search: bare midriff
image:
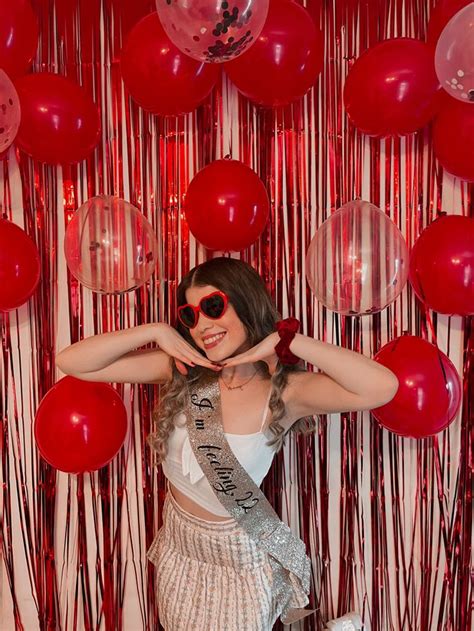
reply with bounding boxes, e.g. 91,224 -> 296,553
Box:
168,482 -> 233,522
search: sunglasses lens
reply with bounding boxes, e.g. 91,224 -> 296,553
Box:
201,293 -> 226,319
178,306 -> 197,328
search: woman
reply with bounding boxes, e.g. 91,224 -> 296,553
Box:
56,257 -> 398,630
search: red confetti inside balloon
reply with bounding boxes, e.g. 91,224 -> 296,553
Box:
34,377 -> 128,473
372,335 -> 461,438
0,219 -> 40,311
156,0 -> 269,63
184,159 -> 270,251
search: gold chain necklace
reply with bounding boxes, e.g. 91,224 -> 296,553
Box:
220,369 -> 258,391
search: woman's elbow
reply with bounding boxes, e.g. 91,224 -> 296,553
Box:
55,351 -> 76,376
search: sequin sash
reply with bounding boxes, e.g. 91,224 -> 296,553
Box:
186,376 -> 314,625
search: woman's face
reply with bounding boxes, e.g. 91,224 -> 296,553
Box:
184,284 -> 249,361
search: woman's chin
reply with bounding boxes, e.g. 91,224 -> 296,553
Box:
203,338 -> 248,362
207,350 -> 230,362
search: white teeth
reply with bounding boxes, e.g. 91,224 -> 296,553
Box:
204,333 -> 225,345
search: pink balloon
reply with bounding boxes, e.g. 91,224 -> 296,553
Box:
0,70 -> 21,153
64,195 -> 158,294
435,3 -> 474,103
155,0 -> 269,62
305,200 -> 409,315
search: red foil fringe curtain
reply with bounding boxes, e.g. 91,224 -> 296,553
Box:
0,1 -> 472,630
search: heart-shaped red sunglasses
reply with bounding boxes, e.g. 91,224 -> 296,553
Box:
177,290 -> 229,329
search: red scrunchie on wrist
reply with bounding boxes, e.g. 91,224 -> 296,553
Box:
275,317 -> 300,365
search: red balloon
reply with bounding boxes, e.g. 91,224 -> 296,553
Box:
372,335 -> 461,438
120,13 -> 218,116
225,0 -> 324,107
184,159 -> 269,251
409,214 -> 474,315
0,219 -> 40,311
34,377 -> 128,473
0,0 -> 38,79
343,38 -> 441,137
14,73 -> 100,164
433,97 -> 474,182
426,0 -> 471,45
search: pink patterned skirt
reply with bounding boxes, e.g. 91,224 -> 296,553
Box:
147,491 -> 308,630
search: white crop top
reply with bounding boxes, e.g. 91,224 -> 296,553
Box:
162,388 -> 276,517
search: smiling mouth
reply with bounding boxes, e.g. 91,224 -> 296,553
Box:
203,332 -> 226,348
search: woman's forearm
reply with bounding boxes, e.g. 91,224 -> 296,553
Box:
290,333 -> 399,396
56,323 -> 161,374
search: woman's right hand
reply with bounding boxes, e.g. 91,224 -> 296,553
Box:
154,323 -> 221,376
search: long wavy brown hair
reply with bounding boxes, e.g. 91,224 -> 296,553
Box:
147,257 -> 315,463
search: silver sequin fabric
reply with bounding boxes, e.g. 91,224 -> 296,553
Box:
147,491 -> 305,630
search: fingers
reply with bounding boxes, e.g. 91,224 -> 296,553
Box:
170,333 -> 224,372
179,342 -> 223,371
193,356 -> 222,371
175,346 -> 222,372
170,331 -> 222,372
186,348 -> 217,367
170,332 -> 219,370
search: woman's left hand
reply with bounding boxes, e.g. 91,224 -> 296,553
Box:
222,332 -> 281,375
